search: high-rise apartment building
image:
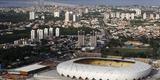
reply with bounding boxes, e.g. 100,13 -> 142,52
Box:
31,29 -> 36,41
44,28 -> 48,38
55,28 -> 60,37
37,29 -> 43,40
90,31 -> 97,47
65,11 -> 70,23
29,12 -> 35,20
54,11 -> 60,17
143,13 -> 147,19
77,30 -> 85,48
49,27 -> 53,37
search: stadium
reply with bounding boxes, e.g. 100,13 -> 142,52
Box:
57,57 -> 152,80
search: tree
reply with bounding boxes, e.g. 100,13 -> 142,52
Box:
156,47 -> 160,59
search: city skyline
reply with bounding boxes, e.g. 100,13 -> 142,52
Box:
0,0 -> 160,80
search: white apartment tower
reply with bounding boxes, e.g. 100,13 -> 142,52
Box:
110,12 -> 115,18
29,12 -> 35,20
31,29 -> 36,41
125,13 -> 130,20
85,8 -> 89,13
73,14 -> 77,22
65,11 -> 70,23
121,13 -> 125,19
104,13 -> 110,19
55,28 -> 60,37
41,15 -> 45,20
54,11 -> 60,17
156,14 -> 160,19
90,31 -> 97,47
77,30 -> 85,48
150,14 -> 154,19
49,27 -> 53,37
143,13 -> 147,19
44,28 -> 48,38
135,9 -> 141,16
131,13 -> 135,20
116,12 -> 120,18
37,29 -> 43,40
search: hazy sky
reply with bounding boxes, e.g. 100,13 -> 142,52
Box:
52,0 -> 160,6
0,0 -> 160,7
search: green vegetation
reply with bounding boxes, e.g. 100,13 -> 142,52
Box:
0,28 -> 31,44
0,10 -> 29,23
130,20 -> 145,26
150,39 -> 160,59
134,16 -> 142,19
153,21 -> 160,26
0,46 -> 41,69
102,48 -> 153,58
156,78 -> 160,80
59,27 -> 99,35
103,36 -> 160,59
0,24 -> 8,30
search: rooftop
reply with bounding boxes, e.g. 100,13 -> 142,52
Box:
14,63 -> 47,72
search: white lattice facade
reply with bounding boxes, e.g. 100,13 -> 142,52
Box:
57,58 -> 152,80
